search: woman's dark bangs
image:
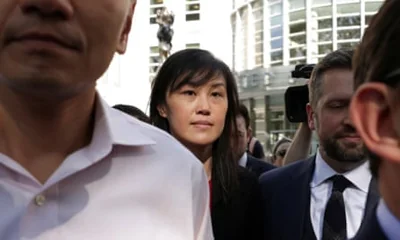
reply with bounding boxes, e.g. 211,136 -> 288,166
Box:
170,62 -> 224,92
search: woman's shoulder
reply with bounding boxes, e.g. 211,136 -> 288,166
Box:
237,166 -> 259,187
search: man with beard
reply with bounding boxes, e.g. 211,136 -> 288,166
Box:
259,49 -> 379,240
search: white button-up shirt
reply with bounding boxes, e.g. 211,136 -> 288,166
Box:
310,151 -> 371,240
0,97 -> 213,240
238,153 -> 247,168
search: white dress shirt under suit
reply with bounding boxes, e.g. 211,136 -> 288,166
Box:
310,151 -> 372,240
238,153 -> 247,168
0,97 -> 213,240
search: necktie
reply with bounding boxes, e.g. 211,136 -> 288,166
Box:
322,175 -> 352,240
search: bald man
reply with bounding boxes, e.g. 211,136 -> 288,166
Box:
0,1 -> 212,239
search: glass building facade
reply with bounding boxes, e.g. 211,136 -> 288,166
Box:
231,0 -> 383,155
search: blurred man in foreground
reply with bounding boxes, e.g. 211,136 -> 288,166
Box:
0,1 -> 212,239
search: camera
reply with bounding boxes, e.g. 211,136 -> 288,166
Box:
291,64 -> 315,79
285,64 -> 316,123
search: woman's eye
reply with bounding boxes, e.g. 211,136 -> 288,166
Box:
182,90 -> 195,96
211,92 -> 223,97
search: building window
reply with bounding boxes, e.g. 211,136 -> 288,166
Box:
290,59 -> 307,65
337,15 -> 360,27
312,5 -> 333,29
318,43 -> 332,55
318,18 -> 332,29
186,43 -> 200,49
271,26 -> 283,38
365,2 -> 382,27
232,15 -> 237,71
290,47 -> 306,58
337,28 -> 360,40
271,38 -> 283,49
149,46 -> 161,81
318,30 -> 332,42
269,1 -> 283,66
289,0 -> 306,10
271,50 -> 283,62
337,41 -> 358,49
149,0 -> 164,24
186,0 -> 200,21
312,0 -> 331,6
289,34 -> 306,46
253,0 -> 264,67
240,7 -> 249,70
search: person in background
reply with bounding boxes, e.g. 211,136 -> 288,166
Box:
248,133 -> 266,159
259,49 -> 379,240
236,104 -> 275,177
150,49 -> 263,240
271,137 -> 292,167
350,1 -> 400,239
282,122 -> 313,166
113,104 -> 150,123
0,0 -> 212,239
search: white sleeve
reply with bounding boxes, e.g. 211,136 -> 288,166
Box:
191,165 -> 214,240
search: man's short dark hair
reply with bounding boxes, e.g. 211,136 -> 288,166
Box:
237,103 -> 250,129
353,0 -> 400,178
113,104 -> 150,123
309,49 -> 354,108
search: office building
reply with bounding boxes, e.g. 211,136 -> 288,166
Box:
231,0 -> 383,153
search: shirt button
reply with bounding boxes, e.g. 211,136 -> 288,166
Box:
35,194 -> 46,206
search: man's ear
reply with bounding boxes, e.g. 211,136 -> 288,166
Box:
246,128 -> 252,143
306,103 -> 316,130
350,82 -> 400,163
116,2 -> 137,54
157,104 -> 168,118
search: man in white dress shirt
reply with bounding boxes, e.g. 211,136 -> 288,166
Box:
0,0 -> 213,239
351,1 -> 400,239
259,49 -> 379,240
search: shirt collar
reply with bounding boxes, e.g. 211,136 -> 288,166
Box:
98,96 -> 156,146
377,200 -> 400,240
238,153 -> 247,167
311,150 -> 371,193
83,95 -> 156,163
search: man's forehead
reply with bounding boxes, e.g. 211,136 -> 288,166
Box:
321,69 -> 353,91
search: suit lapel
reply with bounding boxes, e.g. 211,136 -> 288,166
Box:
361,177 -> 380,225
245,156 -> 253,171
282,157 -> 316,240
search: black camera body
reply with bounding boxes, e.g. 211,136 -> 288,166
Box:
285,64 -> 315,123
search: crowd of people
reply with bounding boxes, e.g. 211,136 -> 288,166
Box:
0,0 -> 399,239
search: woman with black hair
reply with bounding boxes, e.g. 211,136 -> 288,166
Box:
149,49 -> 263,240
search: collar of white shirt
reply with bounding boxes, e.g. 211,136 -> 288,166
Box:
0,94 -> 213,240
377,199 -> 400,240
310,151 -> 371,193
0,95 -> 157,187
238,153 -> 247,167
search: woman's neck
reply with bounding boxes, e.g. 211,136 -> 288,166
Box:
185,143 -> 213,180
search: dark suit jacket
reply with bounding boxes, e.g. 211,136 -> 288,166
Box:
246,154 -> 276,177
211,167 -> 263,240
351,205 -> 387,240
259,156 -> 380,240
